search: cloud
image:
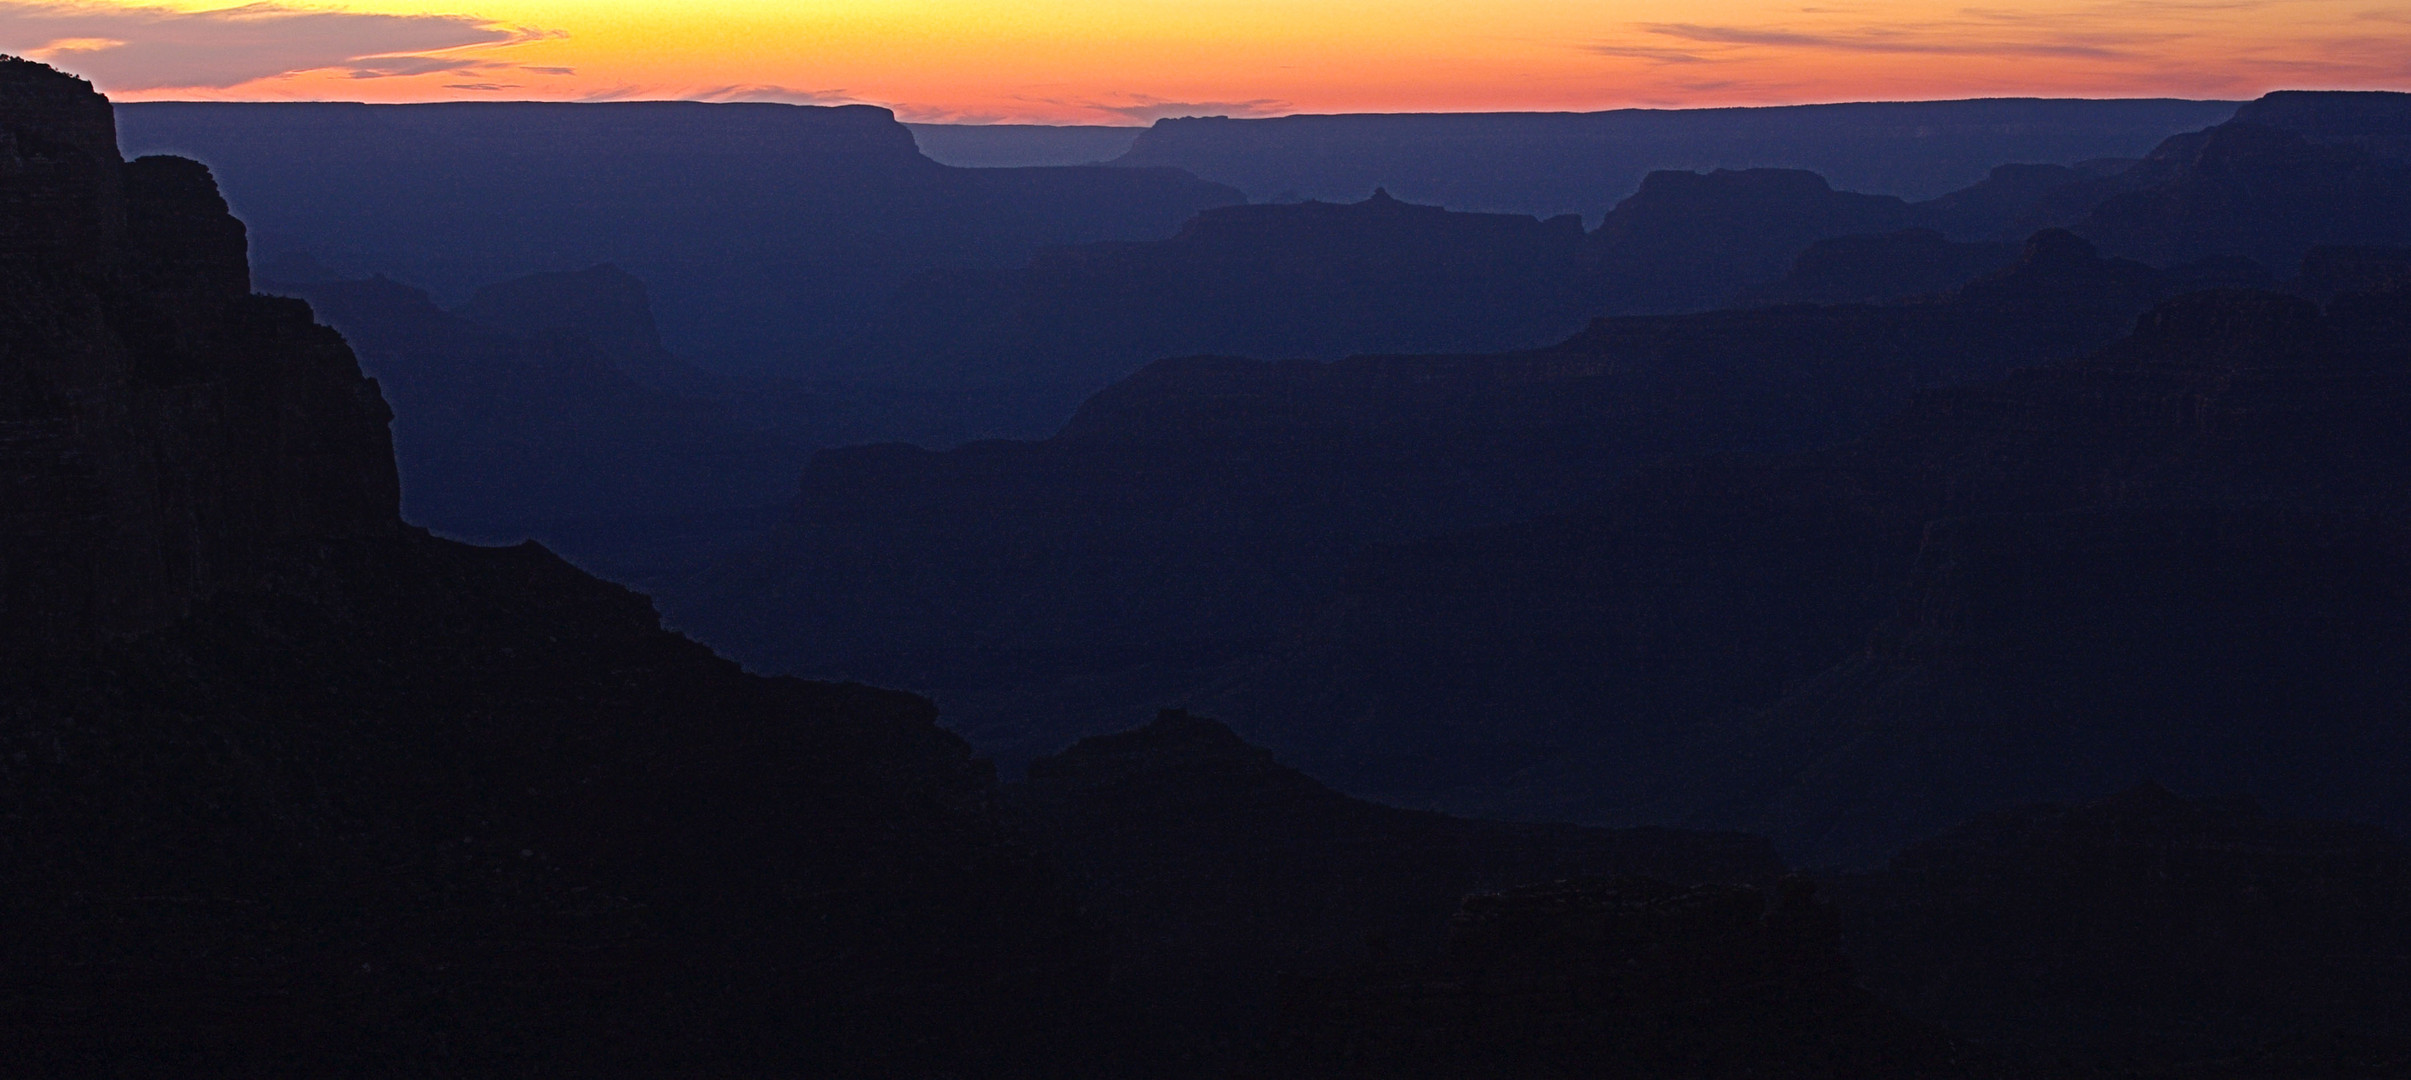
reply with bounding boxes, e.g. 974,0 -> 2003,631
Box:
1639,21 -> 2150,59
688,84 -> 857,106
443,82 -> 514,92
0,1 -> 558,91
1080,95 -> 1289,122
1585,43 -> 1714,64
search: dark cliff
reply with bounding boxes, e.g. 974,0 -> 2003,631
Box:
0,60 -> 1101,1077
0,76 -> 395,657
2075,91 -> 2411,271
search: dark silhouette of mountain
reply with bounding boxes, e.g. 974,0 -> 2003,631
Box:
1109,99 -> 2238,218
0,60 -> 1107,1076
1206,267 -> 2411,868
2075,92 -> 2411,271
1913,159 -> 2138,241
114,101 -> 1242,375
1252,876 -> 1979,1079
1835,785 -> 2411,1071
257,270 -> 822,588
1009,710 -> 1782,1077
835,170 -> 2123,443
909,122 -> 1148,167
835,190 -> 1597,440
1586,168 -> 1930,313
671,231 -> 2255,767
1740,230 -> 2020,306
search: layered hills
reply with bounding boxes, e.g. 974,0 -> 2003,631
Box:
1209,269 -> 2411,868
674,230 -> 2260,765
114,101 -> 1243,375
16,56 -> 2411,1077
1109,99 -> 2239,217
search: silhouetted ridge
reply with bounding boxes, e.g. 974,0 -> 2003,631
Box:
0,59 -> 1102,1076
2075,92 -> 2411,270
115,100 -> 1242,376
1110,99 -> 2238,217
1010,709 -> 1780,1076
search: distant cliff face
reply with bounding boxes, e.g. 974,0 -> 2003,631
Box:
1108,99 -> 2240,218
115,100 -> 1244,375
2075,91 -> 2411,271
0,62 -> 397,658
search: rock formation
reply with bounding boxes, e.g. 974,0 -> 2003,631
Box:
0,59 -> 1101,1077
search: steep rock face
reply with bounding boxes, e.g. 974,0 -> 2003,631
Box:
1836,785 -> 2411,1069
1010,711 -> 1779,1076
0,62 -> 397,657
2076,93 -> 2411,271
266,270 -> 822,586
671,231 -> 2241,769
1253,877 -> 1976,1079
0,60 -> 1102,1076
1587,167 -> 1928,313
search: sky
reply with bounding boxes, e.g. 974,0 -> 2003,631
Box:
3,0 -> 2407,122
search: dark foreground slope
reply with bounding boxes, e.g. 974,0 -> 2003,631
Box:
1110,99 -> 2238,217
673,232 -> 2259,766
1211,268 -> 2411,867
0,61 -> 1096,1077
1837,784 -> 2411,1070
115,101 -> 1242,374
1009,711 -> 1781,1077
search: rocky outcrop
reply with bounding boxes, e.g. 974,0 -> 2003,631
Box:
1587,167 -> 1929,313
0,60 -> 397,658
2076,92 -> 2411,271
266,269 -> 827,586
0,59 -> 1103,1077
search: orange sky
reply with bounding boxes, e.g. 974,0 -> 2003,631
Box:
6,0 -> 2408,121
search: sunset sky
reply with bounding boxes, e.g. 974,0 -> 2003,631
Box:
5,0 -> 2407,122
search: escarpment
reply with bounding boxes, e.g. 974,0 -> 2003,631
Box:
0,59 -> 1100,1078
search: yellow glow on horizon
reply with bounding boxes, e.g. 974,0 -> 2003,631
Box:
57,0 -> 2411,120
